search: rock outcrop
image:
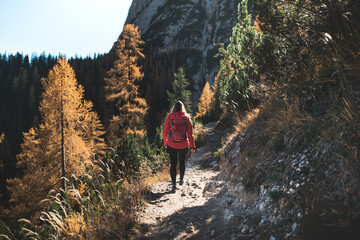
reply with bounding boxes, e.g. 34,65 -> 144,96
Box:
125,0 -> 242,100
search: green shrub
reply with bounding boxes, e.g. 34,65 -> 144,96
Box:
268,190 -> 281,202
214,147 -> 224,159
245,148 -> 257,157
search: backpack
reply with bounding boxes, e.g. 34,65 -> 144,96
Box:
170,119 -> 187,142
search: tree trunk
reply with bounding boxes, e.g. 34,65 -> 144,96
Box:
61,89 -> 66,192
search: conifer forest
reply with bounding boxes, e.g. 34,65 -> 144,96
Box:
0,0 -> 359,239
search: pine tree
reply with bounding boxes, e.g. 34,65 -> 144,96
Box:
7,57 -> 105,219
0,133 -> 4,200
167,67 -> 192,114
216,1 -> 262,112
27,84 -> 35,124
196,82 -> 214,118
105,24 -> 147,140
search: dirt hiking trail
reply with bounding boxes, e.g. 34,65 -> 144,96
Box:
131,123 -> 240,240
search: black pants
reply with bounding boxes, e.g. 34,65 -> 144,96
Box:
167,146 -> 189,185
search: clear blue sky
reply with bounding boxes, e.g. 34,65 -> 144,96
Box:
0,0 -> 133,58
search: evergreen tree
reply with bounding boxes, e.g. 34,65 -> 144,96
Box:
7,57 -> 105,219
105,24 -> 147,141
0,133 -> 4,201
27,84 -> 36,124
216,1 -> 262,112
167,67 -> 192,114
196,82 -> 214,118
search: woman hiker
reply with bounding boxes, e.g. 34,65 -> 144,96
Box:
163,101 -> 196,192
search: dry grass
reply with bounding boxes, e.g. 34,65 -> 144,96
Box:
266,99 -> 319,152
310,85 -> 360,226
141,166 -> 170,187
63,211 -> 86,238
193,121 -> 207,148
224,108 -> 260,146
8,163 -> 171,240
88,164 -> 171,239
1,143 -> 171,240
219,106 -> 273,188
88,181 -> 144,240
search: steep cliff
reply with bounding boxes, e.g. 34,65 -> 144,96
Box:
125,0 -> 242,101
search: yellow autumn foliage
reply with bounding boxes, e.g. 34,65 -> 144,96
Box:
105,24 -> 147,141
7,57 -> 106,220
196,82 -> 215,118
63,212 -> 86,238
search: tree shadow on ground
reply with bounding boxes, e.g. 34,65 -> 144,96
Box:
186,127 -> 225,171
135,196 -> 236,240
146,185 -> 174,204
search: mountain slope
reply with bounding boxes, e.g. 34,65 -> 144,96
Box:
125,0 -> 243,100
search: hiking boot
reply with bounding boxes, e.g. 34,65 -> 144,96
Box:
179,180 -> 184,185
171,185 -> 176,193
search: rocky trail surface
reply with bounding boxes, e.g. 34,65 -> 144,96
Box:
131,123 -> 245,240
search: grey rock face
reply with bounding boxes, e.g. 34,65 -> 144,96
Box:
125,0 -> 242,100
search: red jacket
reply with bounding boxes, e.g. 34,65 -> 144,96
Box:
163,111 -> 195,149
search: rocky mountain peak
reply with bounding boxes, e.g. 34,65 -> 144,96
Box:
125,0 -> 242,101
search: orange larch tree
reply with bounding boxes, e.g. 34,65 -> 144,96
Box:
105,24 -> 147,141
196,82 -> 215,119
7,57 -> 105,219
0,133 -> 4,145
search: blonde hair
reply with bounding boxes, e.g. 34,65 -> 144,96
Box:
172,101 -> 186,113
